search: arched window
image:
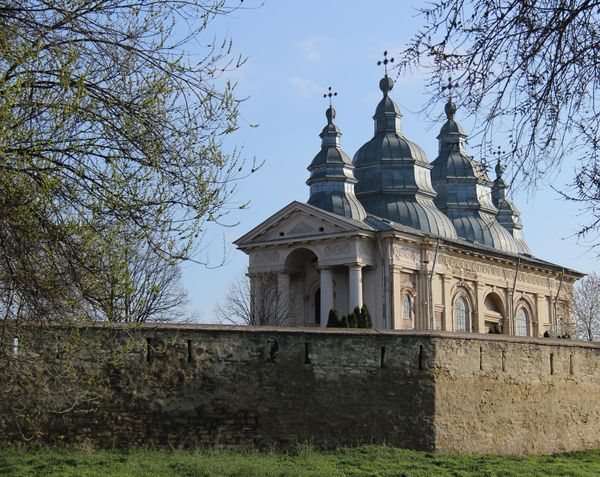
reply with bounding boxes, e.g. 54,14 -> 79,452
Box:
455,297 -> 468,332
516,308 -> 528,336
403,294 -> 411,321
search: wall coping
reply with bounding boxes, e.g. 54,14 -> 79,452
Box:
41,321 -> 600,351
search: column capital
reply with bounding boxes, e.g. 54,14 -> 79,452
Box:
346,262 -> 364,270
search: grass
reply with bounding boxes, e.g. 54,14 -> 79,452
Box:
1,445 -> 599,476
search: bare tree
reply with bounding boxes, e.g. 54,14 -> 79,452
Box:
398,1 -> 600,240
573,272 -> 600,341
216,272 -> 292,326
83,229 -> 188,323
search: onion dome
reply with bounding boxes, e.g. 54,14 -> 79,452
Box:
431,99 -> 519,253
352,75 -> 457,239
492,161 -> 531,255
306,105 -> 367,221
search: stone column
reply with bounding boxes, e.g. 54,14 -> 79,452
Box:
348,264 -> 363,312
320,267 -> 334,328
442,275 -> 452,331
474,281 -> 485,333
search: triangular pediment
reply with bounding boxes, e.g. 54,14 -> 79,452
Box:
235,201 -> 373,248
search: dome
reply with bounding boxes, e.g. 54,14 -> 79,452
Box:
353,75 -> 456,239
492,161 -> 532,255
452,215 -> 520,253
306,105 -> 366,221
431,99 -> 519,253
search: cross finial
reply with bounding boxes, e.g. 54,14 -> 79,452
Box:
377,50 -> 394,76
323,86 -> 337,107
490,145 -> 507,176
442,76 -> 459,98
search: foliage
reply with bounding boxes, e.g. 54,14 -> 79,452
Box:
339,315 -> 349,328
399,0 -> 600,241
360,305 -> 372,329
0,0 -> 253,324
326,309 -> 340,328
2,446 -> 600,477
347,309 -> 358,328
573,272 -> 600,340
215,272 -> 292,326
0,0 -> 252,442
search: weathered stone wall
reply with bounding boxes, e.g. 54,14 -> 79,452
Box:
0,325 -> 435,450
2,324 -> 599,455
432,333 -> 600,455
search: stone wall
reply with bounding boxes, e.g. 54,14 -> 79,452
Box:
432,333 -> 600,455
2,324 -> 600,455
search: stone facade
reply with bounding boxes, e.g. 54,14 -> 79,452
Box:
235,71 -> 582,336
236,202 -> 579,335
3,324 -> 600,455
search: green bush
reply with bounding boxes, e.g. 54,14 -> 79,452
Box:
339,315 -> 349,328
348,310 -> 358,328
326,309 -> 340,327
361,305 -> 372,328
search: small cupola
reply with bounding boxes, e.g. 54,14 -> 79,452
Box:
306,87 -> 366,221
492,157 -> 531,255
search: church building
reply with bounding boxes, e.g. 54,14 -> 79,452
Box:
235,62 -> 581,335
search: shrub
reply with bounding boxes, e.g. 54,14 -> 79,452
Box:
348,310 -> 358,328
361,305 -> 372,328
326,309 -> 340,327
340,315 -> 349,328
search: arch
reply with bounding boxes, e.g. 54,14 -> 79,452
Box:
515,307 -> 529,336
283,247 -> 320,326
513,294 -> 536,337
483,291 -> 505,333
284,247 -> 319,273
454,296 -> 469,332
450,282 -> 475,333
401,289 -> 415,329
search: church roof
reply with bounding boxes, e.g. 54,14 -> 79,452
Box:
492,161 -> 531,255
306,104 -> 367,221
431,98 -> 519,254
353,74 -> 457,239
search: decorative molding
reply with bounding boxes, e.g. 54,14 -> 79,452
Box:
392,244 -> 420,263
252,251 -> 280,265
438,254 -> 560,289
324,243 -> 352,257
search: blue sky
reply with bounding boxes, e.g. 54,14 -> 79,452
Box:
181,0 -> 599,322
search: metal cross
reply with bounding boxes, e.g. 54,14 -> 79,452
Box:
442,76 -> 459,98
491,145 -> 506,160
323,86 -> 337,107
377,51 -> 394,75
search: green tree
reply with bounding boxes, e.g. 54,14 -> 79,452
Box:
361,305 -> 373,329
0,1 -> 255,323
326,309 -> 340,328
399,0 -> 600,241
348,309 -> 358,328
0,0 -> 255,439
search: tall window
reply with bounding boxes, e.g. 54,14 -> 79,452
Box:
455,297 -> 468,332
403,295 -> 411,321
516,308 -> 528,336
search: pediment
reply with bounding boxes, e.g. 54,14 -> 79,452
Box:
235,201 -> 372,248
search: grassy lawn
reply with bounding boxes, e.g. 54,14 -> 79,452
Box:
1,445 -> 600,476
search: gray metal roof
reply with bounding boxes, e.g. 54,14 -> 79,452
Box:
431,99 -> 520,254
353,75 -> 457,239
492,161 -> 531,255
306,106 -> 367,221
